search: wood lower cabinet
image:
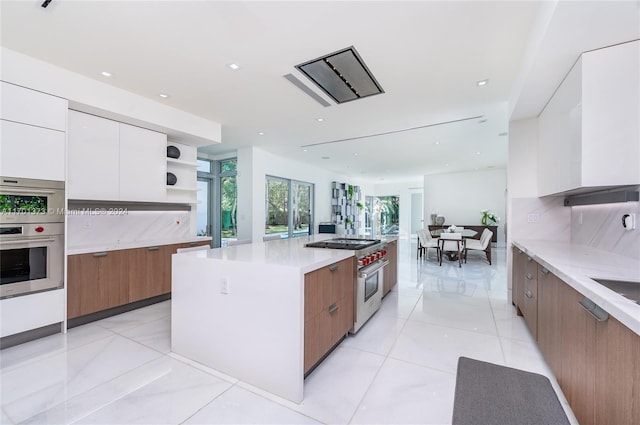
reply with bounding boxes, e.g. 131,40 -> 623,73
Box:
67,250 -> 130,319
521,255 -> 538,338
536,265 -> 562,377
514,247 -> 640,425
67,240 -> 210,320
304,257 -> 355,374
595,315 -> 640,424
383,240 -> 398,296
511,247 -> 525,314
559,283 -> 597,425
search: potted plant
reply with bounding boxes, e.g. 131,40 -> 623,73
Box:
347,185 -> 354,200
481,209 -> 500,226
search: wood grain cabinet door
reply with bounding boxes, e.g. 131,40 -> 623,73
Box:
67,250 -> 129,319
383,241 -> 398,297
521,256 -> 538,338
595,316 -> 640,425
128,246 -> 166,302
559,283 -> 596,425
511,247 -> 525,314
536,267 -> 563,378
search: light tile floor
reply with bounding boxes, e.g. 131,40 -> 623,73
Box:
1,241 -> 579,424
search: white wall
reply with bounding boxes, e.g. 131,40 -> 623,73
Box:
423,169 -> 507,244
1,47 -> 221,146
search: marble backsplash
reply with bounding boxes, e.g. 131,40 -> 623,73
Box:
571,193 -> 640,261
67,209 -> 192,249
509,197 -> 571,243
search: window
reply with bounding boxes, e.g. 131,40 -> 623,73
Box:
368,195 -> 400,237
196,157 -> 237,247
265,176 -> 313,238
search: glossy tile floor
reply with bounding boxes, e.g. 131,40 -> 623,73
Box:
1,241 -> 579,425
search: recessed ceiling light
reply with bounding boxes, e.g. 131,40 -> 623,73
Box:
101,71 -> 112,77
228,63 -> 240,70
258,132 -> 265,136
354,153 -> 358,156
302,148 -> 308,152
476,151 -> 481,155
159,93 -> 169,98
434,141 -> 440,145
477,79 -> 489,87
316,118 -> 325,122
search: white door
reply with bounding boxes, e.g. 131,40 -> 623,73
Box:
410,192 -> 423,235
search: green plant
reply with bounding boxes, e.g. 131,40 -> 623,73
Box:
356,202 -> 364,210
481,209 -> 500,226
347,185 -> 354,200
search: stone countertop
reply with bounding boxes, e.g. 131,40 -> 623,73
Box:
67,236 -> 212,255
177,234 -> 396,274
512,239 -> 640,336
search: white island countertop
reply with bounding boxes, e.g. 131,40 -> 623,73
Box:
512,240 -> 640,336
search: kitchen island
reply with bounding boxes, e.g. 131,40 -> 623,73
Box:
171,234 -> 387,403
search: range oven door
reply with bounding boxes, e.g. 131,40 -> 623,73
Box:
352,259 -> 389,333
0,223 -> 64,299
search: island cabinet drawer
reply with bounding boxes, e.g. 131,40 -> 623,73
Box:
303,257 -> 355,373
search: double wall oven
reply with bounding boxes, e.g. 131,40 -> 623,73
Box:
0,177 -> 65,299
305,238 -> 388,333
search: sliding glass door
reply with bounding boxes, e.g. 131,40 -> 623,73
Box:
265,176 -> 313,238
196,158 -> 237,247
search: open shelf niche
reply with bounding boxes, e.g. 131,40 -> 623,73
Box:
331,181 -> 362,235
166,141 -> 198,203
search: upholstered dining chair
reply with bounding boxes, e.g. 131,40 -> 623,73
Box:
417,228 -> 439,260
438,233 -> 463,267
463,228 -> 493,265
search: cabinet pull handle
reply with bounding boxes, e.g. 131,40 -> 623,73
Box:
148,246 -> 160,251
525,290 -> 533,299
329,263 -> 338,271
93,252 -> 108,257
328,303 -> 338,314
526,273 -> 533,280
540,267 -> 549,275
578,298 -> 609,322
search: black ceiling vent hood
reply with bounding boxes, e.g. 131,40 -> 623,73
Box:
295,46 -> 384,104
564,189 -> 639,206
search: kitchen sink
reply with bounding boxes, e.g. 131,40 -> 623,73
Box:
591,278 -> 640,305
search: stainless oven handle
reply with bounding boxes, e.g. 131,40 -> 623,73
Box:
1,237 -> 57,245
359,259 -> 389,278
0,188 -> 57,195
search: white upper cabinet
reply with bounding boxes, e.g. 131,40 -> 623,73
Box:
68,111 -> 120,200
0,120 -> 66,181
119,123 -> 167,202
1,81 -> 67,131
68,110 -> 168,202
538,41 -> 640,196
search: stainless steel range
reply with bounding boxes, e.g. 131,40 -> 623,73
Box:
305,238 -> 388,333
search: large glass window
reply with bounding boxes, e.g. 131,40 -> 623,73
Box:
265,176 -> 313,238
196,157 -> 237,247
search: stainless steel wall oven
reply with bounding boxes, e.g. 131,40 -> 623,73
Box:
1,177 -> 65,299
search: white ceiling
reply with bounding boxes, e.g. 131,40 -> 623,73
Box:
1,1 -> 638,183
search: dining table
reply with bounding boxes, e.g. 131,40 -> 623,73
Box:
431,229 -> 478,261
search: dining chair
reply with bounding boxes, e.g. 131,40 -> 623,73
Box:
419,228 -> 439,260
438,233 -> 463,267
463,229 -> 493,264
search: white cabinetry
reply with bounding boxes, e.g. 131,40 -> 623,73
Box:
538,40 -> 640,196
68,110 -> 120,200
1,81 -> 67,131
0,289 -> 65,338
68,110 -> 168,202
119,123 -> 167,202
0,82 -> 67,181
